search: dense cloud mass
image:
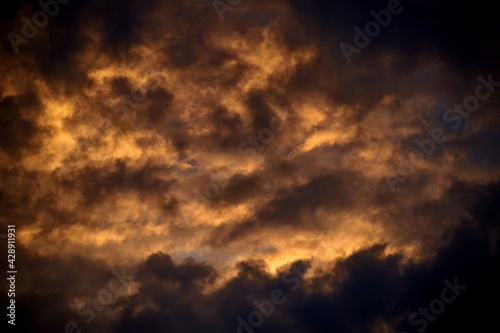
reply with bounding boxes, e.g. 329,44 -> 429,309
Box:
0,0 -> 499,332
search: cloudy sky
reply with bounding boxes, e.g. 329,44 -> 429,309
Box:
1,0 -> 499,332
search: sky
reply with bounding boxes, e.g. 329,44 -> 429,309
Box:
0,0 -> 499,332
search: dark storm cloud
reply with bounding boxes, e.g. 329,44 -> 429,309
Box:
23,200 -> 500,333
204,106 -> 244,151
447,180 -> 500,229
0,242 -> 131,332
92,0 -> 160,57
199,90 -> 296,154
246,90 -> 277,133
0,167 -> 42,230
0,0 -> 290,157
1,0 -> 500,332
1,1 -> 95,94
111,184 -> 500,332
68,160 -> 176,206
109,84 -> 176,132
1,181 -> 499,333
287,0 -> 500,70
207,170 -> 370,247
287,222 -> 500,333
0,90 -> 49,158
143,88 -> 175,124
213,173 -> 264,206
0,0 -> 194,92
256,171 -> 368,221
109,77 -> 134,97
272,0 -> 500,123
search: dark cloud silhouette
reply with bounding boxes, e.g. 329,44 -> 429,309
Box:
1,0 -> 499,332
3,187 -> 498,332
